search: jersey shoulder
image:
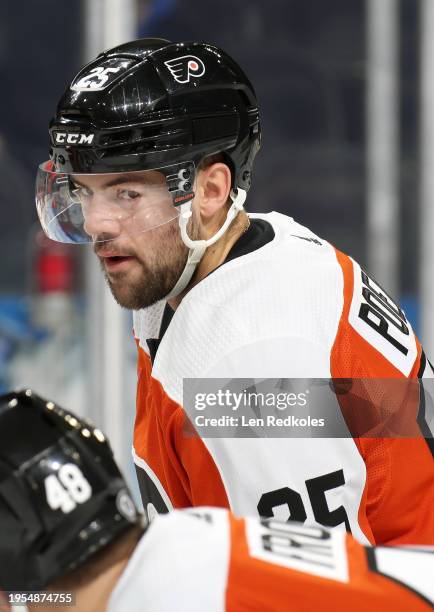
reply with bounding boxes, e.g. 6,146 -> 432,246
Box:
179,212 -> 345,343
108,509 -> 230,612
331,248 -> 420,377
148,213 -> 347,389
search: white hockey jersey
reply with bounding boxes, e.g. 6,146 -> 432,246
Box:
107,508 -> 434,611
133,212 -> 434,545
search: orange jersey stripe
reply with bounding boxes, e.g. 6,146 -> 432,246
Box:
134,345 -> 229,509
331,249 -> 434,545
226,513 -> 432,611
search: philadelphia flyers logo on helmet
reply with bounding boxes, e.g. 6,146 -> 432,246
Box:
164,55 -> 206,84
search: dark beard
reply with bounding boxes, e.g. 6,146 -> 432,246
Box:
100,221 -> 191,309
104,248 -> 188,309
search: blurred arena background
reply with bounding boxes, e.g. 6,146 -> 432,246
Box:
0,0 -> 433,498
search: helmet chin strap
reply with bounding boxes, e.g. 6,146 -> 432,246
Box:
165,187 -> 247,301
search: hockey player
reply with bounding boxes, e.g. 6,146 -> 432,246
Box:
0,390 -> 432,612
35,38 -> 433,544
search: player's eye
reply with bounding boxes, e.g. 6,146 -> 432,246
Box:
118,189 -> 140,201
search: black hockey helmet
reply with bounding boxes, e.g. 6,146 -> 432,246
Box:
36,38 -> 260,244
0,390 -> 140,592
49,37 -> 260,185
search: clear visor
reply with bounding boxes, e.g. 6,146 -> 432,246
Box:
35,161 -> 195,244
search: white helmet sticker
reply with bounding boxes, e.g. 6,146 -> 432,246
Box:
116,490 -> 137,522
71,58 -> 134,92
164,55 -> 206,84
71,66 -> 121,91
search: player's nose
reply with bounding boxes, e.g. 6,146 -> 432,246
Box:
82,194 -> 123,241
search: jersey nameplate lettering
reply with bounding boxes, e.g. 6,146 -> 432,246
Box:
246,518 -> 349,582
348,260 -> 417,375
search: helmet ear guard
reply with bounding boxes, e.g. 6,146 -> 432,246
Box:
0,390 -> 141,591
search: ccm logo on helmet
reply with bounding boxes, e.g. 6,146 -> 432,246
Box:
164,55 -> 205,84
54,132 -> 95,145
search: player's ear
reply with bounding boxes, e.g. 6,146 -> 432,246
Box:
196,162 -> 232,218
